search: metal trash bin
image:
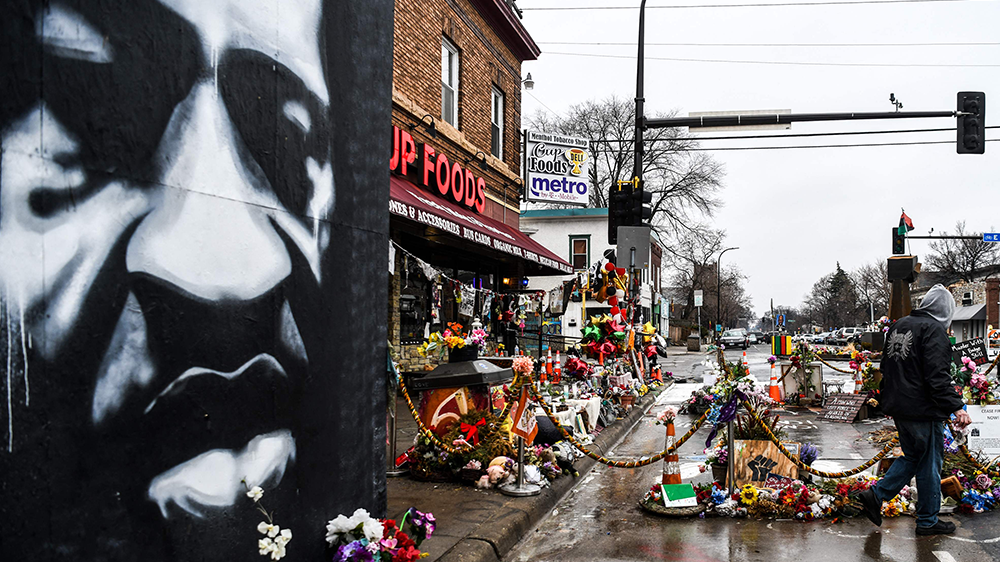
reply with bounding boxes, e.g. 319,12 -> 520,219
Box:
687,334 -> 701,352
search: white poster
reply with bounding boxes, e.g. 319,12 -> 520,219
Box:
459,285 -> 476,318
967,405 -> 1000,455
525,131 -> 592,206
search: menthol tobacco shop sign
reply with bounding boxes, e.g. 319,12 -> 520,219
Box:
524,131 -> 591,206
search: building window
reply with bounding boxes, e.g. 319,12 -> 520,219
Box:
441,38 -> 459,127
570,236 -> 589,271
491,86 -> 504,159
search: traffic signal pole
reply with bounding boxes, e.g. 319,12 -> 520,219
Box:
644,110 -> 956,130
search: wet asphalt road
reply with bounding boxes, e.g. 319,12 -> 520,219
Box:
505,345 -> 1000,562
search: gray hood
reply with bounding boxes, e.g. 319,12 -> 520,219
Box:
915,284 -> 955,329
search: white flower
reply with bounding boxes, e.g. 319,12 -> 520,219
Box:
258,522 -> 280,538
247,486 -> 264,502
269,542 -> 287,560
365,541 -> 380,553
274,528 -> 292,547
259,538 -> 275,556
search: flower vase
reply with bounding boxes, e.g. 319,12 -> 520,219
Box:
448,346 -> 479,363
711,463 -> 728,485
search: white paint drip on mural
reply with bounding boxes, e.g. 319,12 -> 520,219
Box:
20,297 -> 28,407
6,302 -> 12,452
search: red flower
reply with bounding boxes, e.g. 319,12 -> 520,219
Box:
382,519 -> 399,539
393,545 -> 423,562
394,530 -> 416,550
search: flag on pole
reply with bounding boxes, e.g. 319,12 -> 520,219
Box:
898,210 -> 914,235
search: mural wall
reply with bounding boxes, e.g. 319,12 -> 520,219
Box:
0,1 -> 392,559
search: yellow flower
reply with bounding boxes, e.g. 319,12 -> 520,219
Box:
740,484 -> 759,505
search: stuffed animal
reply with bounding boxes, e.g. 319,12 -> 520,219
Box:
551,443 -> 579,477
485,464 -> 508,485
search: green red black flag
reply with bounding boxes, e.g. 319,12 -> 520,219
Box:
898,210 -> 914,235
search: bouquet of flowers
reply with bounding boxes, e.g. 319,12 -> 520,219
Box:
418,322 -> 488,359
800,442 -> 819,466
326,507 -> 434,562
655,406 -> 678,425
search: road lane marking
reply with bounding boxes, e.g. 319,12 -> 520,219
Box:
933,552 -> 957,562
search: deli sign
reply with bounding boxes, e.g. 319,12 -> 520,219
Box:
390,126 -> 486,214
525,131 -> 591,206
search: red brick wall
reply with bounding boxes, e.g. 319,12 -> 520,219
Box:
987,278 -> 999,327
393,0 -> 523,174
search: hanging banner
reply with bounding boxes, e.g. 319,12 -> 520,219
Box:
509,386 -> 538,444
525,131 -> 591,206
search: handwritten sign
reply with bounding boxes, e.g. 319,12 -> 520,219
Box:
953,337 -> 989,366
817,393 -> 867,423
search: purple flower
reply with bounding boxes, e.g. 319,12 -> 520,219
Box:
976,474 -> 994,490
335,540 -> 374,562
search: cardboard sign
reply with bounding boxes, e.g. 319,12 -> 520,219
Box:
509,386 -> 538,444
817,393 -> 867,423
953,337 -> 989,366
733,440 -> 798,487
661,484 -> 698,508
966,405 -> 1000,455
763,474 -> 797,490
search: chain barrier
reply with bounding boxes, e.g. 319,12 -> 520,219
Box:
738,396 -> 898,478
811,353 -> 857,375
528,380 -> 711,468
983,352 -> 1000,376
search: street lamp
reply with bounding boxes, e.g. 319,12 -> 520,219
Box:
717,247 -> 738,339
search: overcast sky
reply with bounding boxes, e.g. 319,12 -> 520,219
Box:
517,0 -> 1000,319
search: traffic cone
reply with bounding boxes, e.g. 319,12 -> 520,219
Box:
662,421 -> 682,485
854,373 -> 863,394
769,363 -> 782,402
545,350 -> 553,377
553,351 -> 562,383
742,350 -> 748,368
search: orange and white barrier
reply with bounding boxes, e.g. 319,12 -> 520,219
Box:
662,421 -> 681,485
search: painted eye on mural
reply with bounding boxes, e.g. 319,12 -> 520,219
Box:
37,2 -> 202,182
220,49 -> 331,223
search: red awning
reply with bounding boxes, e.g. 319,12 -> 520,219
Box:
390,176 -> 573,275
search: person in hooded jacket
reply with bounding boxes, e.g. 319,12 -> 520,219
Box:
856,284 -> 972,535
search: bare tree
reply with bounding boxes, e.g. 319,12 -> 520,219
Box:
524,96 -> 724,236
851,260 -> 890,322
926,220 -> 1000,282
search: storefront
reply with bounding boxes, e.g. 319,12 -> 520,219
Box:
388,126 -> 572,370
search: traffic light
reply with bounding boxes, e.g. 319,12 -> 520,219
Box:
891,227 -> 905,255
957,91 -> 986,154
608,181 -> 633,243
630,183 -> 653,226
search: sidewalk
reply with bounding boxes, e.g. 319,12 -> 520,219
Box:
386,381 -> 672,562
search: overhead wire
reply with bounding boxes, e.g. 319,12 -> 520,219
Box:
537,40 -> 1000,47
541,50 -> 1000,68
522,0 -> 994,10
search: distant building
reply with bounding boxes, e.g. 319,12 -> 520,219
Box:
911,269 -> 999,343
519,208 -> 666,339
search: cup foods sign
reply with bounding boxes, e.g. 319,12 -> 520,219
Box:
525,131 -> 591,206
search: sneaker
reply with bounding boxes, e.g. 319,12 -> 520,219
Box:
916,520 -> 956,535
856,488 -> 883,527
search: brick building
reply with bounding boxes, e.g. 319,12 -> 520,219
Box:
388,0 -> 572,370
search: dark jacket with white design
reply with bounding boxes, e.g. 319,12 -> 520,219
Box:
879,310 -> 964,421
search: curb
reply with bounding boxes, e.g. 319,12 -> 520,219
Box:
436,381 -> 673,562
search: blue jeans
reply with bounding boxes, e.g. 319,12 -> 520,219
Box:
874,419 -> 943,527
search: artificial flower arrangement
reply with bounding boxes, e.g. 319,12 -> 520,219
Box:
951,356 -> 997,404
417,322 -> 488,358
325,507 -> 434,562
850,349 -> 882,392
799,442 -> 820,466
407,410 -> 514,482
787,344 -> 818,405
655,406 -> 678,426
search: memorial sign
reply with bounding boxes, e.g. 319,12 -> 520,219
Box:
952,337 -> 989,366
966,405 -> 1000,455
817,393 -> 867,423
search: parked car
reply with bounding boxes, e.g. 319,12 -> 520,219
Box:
720,328 -> 749,350
831,327 -> 863,345
810,331 -> 832,344
749,331 -> 765,345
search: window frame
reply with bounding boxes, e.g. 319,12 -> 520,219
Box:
491,85 -> 504,160
569,235 -> 590,271
441,37 -> 460,127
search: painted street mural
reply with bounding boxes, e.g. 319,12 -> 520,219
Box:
0,1 -> 391,559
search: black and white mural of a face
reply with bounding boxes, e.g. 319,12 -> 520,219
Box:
1,0 -> 390,559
